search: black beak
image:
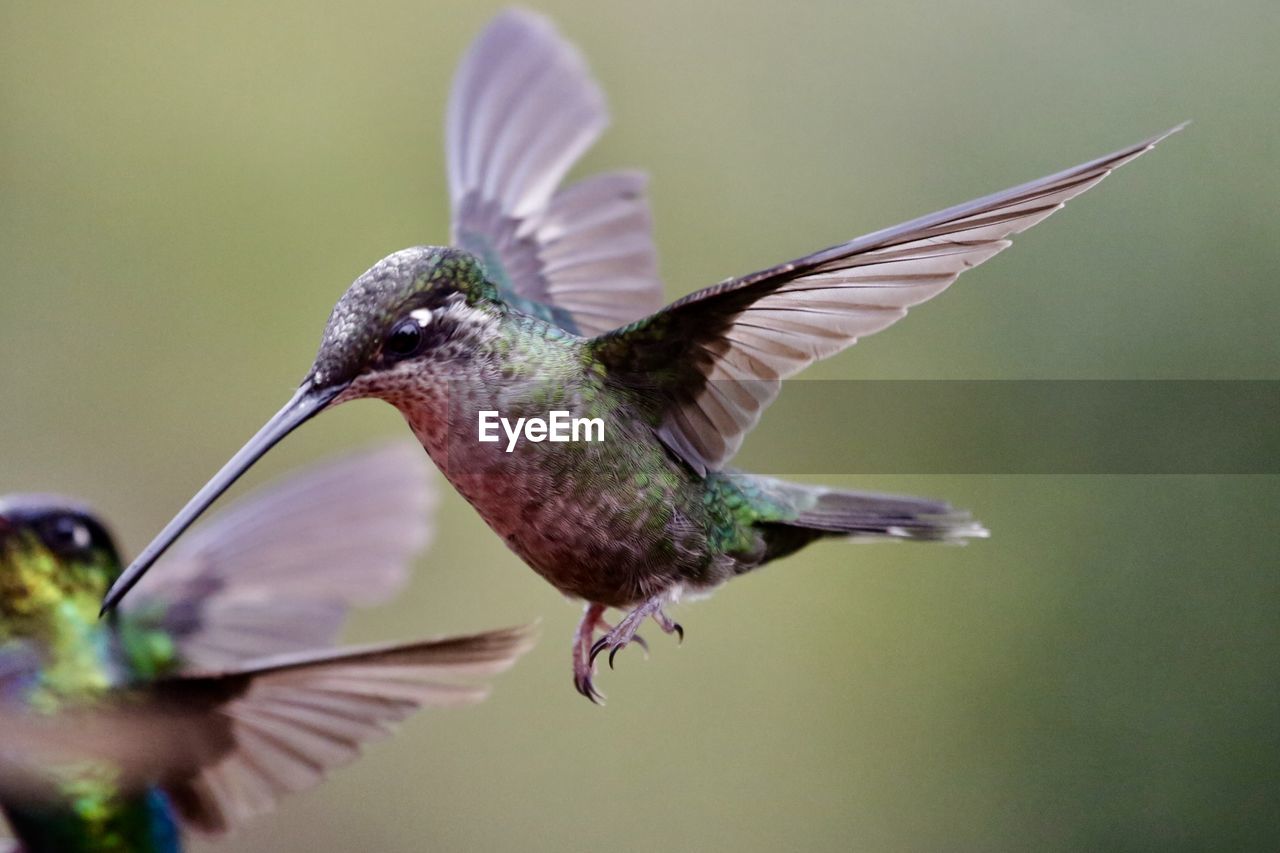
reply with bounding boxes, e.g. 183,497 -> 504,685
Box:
100,381 -> 346,613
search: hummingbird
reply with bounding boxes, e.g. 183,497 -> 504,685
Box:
0,445 -> 532,851
101,9 -> 1183,702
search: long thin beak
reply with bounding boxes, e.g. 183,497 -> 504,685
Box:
100,381 -> 346,614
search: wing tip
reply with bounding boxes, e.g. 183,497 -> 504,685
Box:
1142,120 -> 1190,151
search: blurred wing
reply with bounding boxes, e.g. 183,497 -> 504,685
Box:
0,643 -> 40,692
592,126 -> 1185,474
0,701 -> 231,808
163,625 -> 534,836
0,628 -> 534,835
447,9 -> 662,335
123,443 -> 436,668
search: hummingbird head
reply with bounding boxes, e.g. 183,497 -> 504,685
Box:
307,245 -> 500,401
0,496 -> 121,629
101,245 -> 503,612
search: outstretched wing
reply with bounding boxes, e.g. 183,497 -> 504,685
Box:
0,627 -> 534,836
162,626 -> 534,836
123,443 -> 436,668
447,9 -> 662,335
591,126 -> 1185,474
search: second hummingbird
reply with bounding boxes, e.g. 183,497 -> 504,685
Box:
0,446 -> 531,851
103,10 -> 1183,701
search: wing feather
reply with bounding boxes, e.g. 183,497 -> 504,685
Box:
447,10 -> 662,334
166,627 -> 534,835
593,126 -> 1185,473
122,443 -> 436,668
0,628 -> 532,824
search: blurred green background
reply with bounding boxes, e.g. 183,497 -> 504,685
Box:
2,1 -> 1277,850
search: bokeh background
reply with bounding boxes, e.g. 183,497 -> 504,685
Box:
3,1 -> 1277,850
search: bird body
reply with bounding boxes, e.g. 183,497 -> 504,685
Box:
0,520 -> 182,852
103,10 -> 1182,702
0,447 -> 531,850
340,248 -> 965,616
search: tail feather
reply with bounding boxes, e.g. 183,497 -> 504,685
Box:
793,488 -> 988,542
733,473 -> 988,560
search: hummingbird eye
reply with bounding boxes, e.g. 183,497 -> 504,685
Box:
39,515 -> 93,558
384,309 -> 433,360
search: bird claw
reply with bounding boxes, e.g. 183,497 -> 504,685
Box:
573,603 -> 609,704
610,636 -> 651,667
590,633 -> 649,670
573,598 -> 685,703
588,635 -> 607,664
654,613 -> 683,643
574,669 -> 605,705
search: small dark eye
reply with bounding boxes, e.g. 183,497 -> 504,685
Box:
41,515 -> 93,557
384,310 -> 432,360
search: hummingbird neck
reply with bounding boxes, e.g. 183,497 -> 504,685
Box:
12,597 -> 121,712
0,545 -> 135,706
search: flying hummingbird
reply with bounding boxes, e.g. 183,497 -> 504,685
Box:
0,445 -> 532,851
101,9 -> 1183,702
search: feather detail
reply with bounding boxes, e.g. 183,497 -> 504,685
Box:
447,10 -> 662,335
0,627 -> 535,836
593,125 -> 1185,474
165,626 -> 534,836
122,443 -> 436,668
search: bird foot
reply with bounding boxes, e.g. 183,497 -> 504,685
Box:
573,603 -> 609,703
572,597 -> 683,703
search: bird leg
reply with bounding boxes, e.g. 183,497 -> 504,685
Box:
588,595 -> 683,673
573,597 -> 678,704
573,603 -> 610,703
